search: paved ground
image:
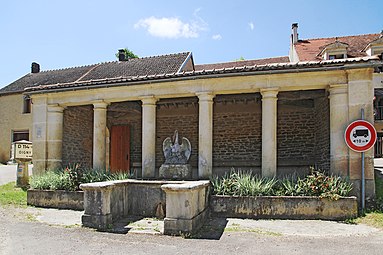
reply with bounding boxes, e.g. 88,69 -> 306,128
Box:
1,163 -> 383,254
0,164 -> 32,185
0,205 -> 382,255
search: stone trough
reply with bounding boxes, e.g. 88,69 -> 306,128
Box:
80,179 -> 210,235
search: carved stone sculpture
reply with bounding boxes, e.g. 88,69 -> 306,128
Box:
159,130 -> 192,180
162,130 -> 191,164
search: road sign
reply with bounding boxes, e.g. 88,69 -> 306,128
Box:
344,120 -> 377,152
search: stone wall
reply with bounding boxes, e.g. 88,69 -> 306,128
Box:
0,93 -> 32,163
277,90 -> 329,176
213,94 -> 262,176
156,99 -> 199,171
314,95 -> 330,172
62,105 -> 93,168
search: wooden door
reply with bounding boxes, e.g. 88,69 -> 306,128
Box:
110,125 -> 130,173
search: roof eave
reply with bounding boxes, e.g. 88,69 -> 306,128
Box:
24,58 -> 382,95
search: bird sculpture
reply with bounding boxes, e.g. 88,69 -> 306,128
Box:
162,130 -> 191,164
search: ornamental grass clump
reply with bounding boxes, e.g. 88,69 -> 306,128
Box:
30,164 -> 133,191
211,168 -> 353,199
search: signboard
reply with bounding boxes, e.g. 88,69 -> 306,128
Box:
12,141 -> 33,160
344,120 -> 377,152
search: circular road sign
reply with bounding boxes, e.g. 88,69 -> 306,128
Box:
344,120 -> 377,152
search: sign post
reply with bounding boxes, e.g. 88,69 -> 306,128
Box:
344,115 -> 376,211
11,140 -> 33,187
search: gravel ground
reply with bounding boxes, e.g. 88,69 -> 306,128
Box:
1,205 -> 382,255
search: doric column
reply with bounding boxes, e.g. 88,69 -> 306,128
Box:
141,96 -> 157,178
196,92 -> 215,179
260,88 -> 278,178
328,84 -> 349,176
93,101 -> 108,169
46,104 -> 64,170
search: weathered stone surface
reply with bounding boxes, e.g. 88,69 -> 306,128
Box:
161,180 -> 210,235
62,105 -> 93,168
159,164 -> 192,180
210,195 -> 358,220
27,189 -> 84,210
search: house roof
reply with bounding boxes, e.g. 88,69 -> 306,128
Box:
25,56 -> 382,94
294,33 -> 381,61
0,52 -> 192,95
195,56 -> 290,70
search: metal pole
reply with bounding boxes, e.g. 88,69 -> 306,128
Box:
361,108 -> 365,211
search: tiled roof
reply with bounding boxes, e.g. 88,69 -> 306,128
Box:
25,56 -> 381,93
0,64 -> 97,94
294,33 -> 381,61
0,52 -> 191,94
195,56 -> 289,70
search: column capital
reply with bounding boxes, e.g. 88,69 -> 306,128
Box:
93,101 -> 109,109
260,88 -> 279,98
47,104 -> 64,113
328,84 -> 348,96
196,92 -> 215,102
140,95 -> 158,105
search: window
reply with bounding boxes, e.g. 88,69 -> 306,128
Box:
12,130 -> 29,142
329,54 -> 345,60
23,95 -> 31,114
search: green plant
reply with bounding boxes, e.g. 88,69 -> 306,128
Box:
211,168 -> 353,199
0,182 -> 27,206
30,166 -> 133,191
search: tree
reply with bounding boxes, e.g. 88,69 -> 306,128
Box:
234,56 -> 245,61
116,48 -> 139,60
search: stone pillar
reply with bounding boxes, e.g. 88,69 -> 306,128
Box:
328,84 -> 349,176
196,92 -> 215,179
347,69 -> 375,199
93,101 -> 108,169
260,88 -> 278,178
141,96 -> 157,178
47,104 -> 64,170
31,96 -> 48,174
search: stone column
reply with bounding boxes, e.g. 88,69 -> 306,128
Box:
196,92 -> 215,179
260,88 -> 278,178
141,96 -> 157,178
93,101 -> 108,170
47,104 -> 64,170
328,84 -> 349,176
347,69 -> 375,199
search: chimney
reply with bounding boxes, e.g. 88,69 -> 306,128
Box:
31,62 -> 40,73
291,23 -> 299,44
118,49 -> 126,61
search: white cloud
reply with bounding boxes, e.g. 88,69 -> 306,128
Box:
212,34 -> 222,40
249,22 -> 255,30
134,10 -> 208,39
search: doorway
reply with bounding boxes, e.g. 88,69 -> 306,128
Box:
110,125 -> 130,173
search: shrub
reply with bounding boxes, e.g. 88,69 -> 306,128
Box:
211,168 -> 353,199
30,165 -> 133,191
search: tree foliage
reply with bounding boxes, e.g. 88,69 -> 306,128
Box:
116,48 -> 139,60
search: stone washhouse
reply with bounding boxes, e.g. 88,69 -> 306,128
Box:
0,23 -> 383,204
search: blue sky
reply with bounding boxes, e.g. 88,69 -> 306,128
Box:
1,0 -> 382,88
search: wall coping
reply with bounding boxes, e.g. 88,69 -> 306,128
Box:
80,179 -> 187,190
161,180 -> 210,192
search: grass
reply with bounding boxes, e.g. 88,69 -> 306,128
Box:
353,212 -> 383,229
0,182 -> 27,206
351,174 -> 383,230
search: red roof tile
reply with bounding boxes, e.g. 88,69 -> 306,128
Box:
294,33 -> 381,61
